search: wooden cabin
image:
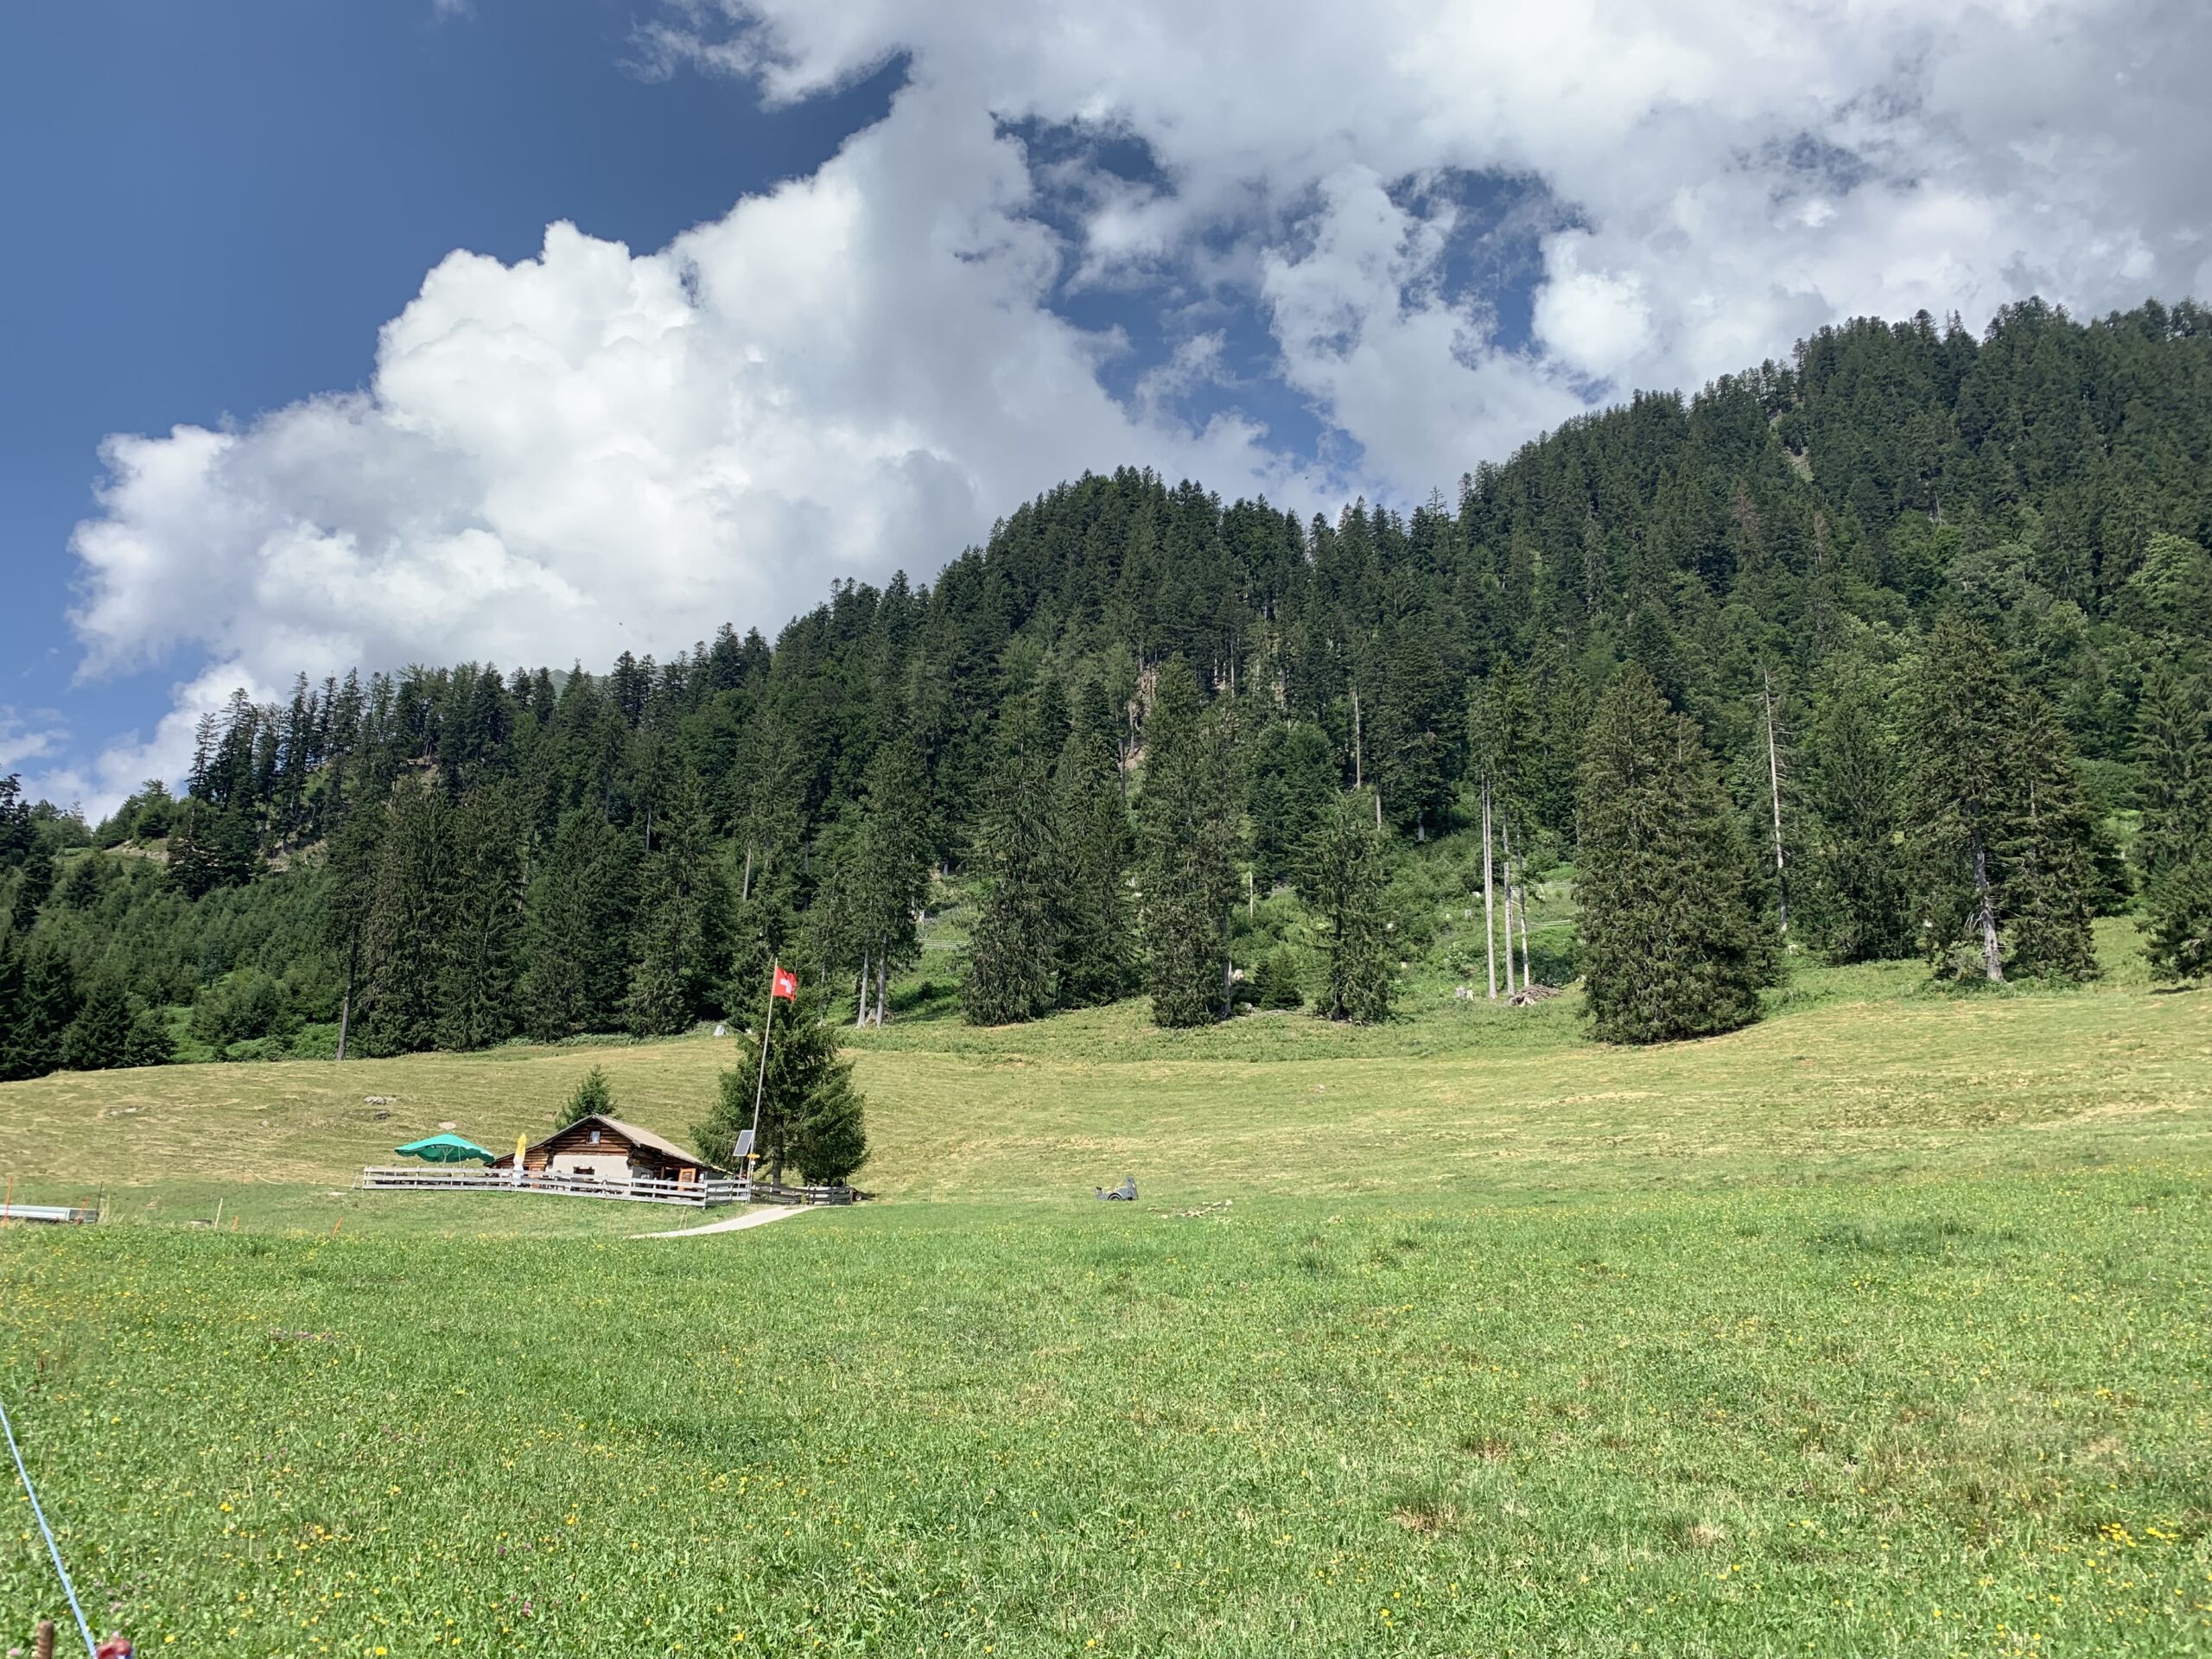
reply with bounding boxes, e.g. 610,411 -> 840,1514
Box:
493,1115 -> 724,1186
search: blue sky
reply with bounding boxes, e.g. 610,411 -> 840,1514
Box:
0,0 -> 903,795
6,0 -> 2205,816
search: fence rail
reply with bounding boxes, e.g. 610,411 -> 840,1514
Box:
0,1203 -> 100,1225
356,1169 -> 863,1208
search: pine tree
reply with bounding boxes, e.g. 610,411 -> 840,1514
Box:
1905,613 -> 2101,982
851,734 -> 931,1024
121,1005 -> 177,1069
625,768 -> 733,1035
10,837 -> 55,931
1904,614 -> 2020,982
1252,949 -> 1304,1010
359,781 -> 451,1055
557,1064 -> 614,1130
695,996 -> 867,1184
2138,669 -> 2212,982
1136,660 -> 1241,1027
1248,721 -> 1336,893
0,929 -> 29,1081
164,801 -> 258,899
2001,700 -> 2100,980
0,774 -> 32,868
522,810 -> 639,1039
59,976 -> 133,1071
323,798 -> 387,1062
1052,679 -> 1134,1007
1300,789 -> 1393,1022
437,785 -> 526,1050
7,938 -> 82,1077
962,698 -> 1061,1025
1796,655 -> 1914,963
1577,665 -> 1777,1043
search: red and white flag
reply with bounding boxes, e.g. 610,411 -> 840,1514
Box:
771,964 -> 798,1002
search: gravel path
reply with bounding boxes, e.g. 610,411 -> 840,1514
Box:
632,1205 -> 817,1240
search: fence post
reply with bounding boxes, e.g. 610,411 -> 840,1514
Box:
35,1618 -> 55,1659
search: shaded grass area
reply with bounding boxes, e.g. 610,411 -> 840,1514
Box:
3,1170 -> 2208,1655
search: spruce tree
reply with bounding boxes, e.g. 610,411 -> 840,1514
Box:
9,837 -> 54,931
962,697 -> 1061,1025
695,996 -> 867,1184
1248,721 -> 1336,893
1905,613 -> 2101,982
1052,678 -> 1135,1007
626,768 -> 733,1036
557,1064 -> 614,1129
323,798 -> 387,1062
59,976 -> 132,1071
851,734 -> 931,1023
359,781 -> 450,1055
121,1005 -> 176,1069
2001,700 -> 2100,980
0,928 -> 29,1080
522,810 -> 640,1039
437,785 -> 526,1050
1577,665 -> 1776,1043
1796,655 -> 1914,963
2138,669 -> 2212,981
1300,789 -> 1393,1022
1904,614 -> 2021,982
1136,660 -> 1241,1027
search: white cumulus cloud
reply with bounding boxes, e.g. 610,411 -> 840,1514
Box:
48,0 -> 2212,814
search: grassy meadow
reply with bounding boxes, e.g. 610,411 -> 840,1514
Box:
3,926 -> 2210,1654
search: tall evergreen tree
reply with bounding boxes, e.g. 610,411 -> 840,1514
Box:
1577,665 -> 1777,1043
1052,679 -> 1135,1007
626,768 -> 734,1035
437,785 -> 527,1050
1796,655 -> 1914,962
1248,720 -> 1336,893
962,697 -> 1061,1025
359,781 -> 451,1055
1137,660 -> 1242,1027
1906,613 -> 2101,982
695,995 -> 868,1184
522,810 -> 640,1039
2000,700 -> 2100,980
851,734 -> 931,1023
10,837 -> 56,931
1300,789 -> 1394,1022
59,976 -> 133,1071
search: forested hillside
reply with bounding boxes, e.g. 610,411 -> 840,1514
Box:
5,297 -> 2211,1077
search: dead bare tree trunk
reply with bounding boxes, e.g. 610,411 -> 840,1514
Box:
1971,828 -> 2004,982
874,954 -> 888,1026
741,842 -> 753,903
1499,810 -> 1518,997
1482,780 -> 1497,1000
1763,665 -> 1790,937
335,950 -> 354,1064
1351,688 -> 1363,788
855,953 -> 869,1027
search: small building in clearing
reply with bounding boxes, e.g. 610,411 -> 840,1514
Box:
492,1115 -> 725,1186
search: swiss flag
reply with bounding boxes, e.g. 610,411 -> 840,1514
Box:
771,964 -> 798,1001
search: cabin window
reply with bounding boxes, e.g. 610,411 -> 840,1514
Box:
588,1129 -> 601,1144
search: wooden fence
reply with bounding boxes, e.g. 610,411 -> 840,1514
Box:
356,1168 -> 861,1208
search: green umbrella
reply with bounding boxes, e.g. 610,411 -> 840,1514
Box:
394,1132 -> 494,1164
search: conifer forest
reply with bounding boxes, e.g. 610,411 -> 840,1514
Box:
6,298 -> 2212,1078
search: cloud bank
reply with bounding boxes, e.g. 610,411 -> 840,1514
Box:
44,0 -> 2212,814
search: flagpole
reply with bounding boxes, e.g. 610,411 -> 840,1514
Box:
747,964 -> 779,1173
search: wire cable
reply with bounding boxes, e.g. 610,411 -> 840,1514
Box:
1,1391 -> 99,1658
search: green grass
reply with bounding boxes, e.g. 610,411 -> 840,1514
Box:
3,929 -> 2210,1653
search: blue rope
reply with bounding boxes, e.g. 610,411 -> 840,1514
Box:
0,1392 -> 99,1657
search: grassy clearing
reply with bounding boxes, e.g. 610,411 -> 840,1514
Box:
3,1173 -> 2208,1655
2,929 -> 2209,1653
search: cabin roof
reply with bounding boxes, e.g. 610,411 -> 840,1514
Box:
503,1113 -> 722,1173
